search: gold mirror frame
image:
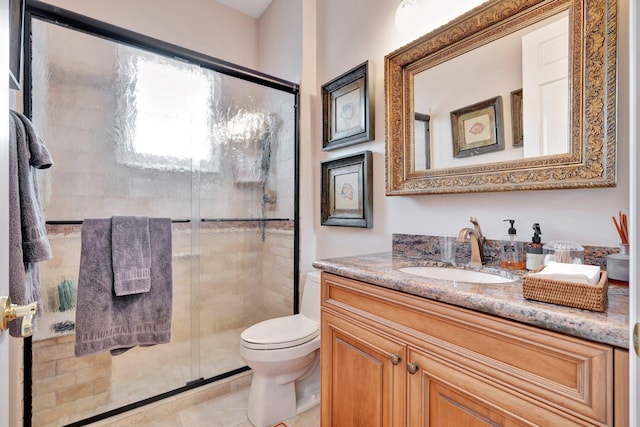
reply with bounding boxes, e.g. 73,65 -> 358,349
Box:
385,0 -> 617,195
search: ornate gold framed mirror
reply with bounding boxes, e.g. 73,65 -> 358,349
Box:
385,0 -> 617,195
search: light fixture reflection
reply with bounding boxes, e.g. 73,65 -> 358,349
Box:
395,0 -> 420,35
395,0 -> 488,37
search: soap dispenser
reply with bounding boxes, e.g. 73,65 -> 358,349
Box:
501,219 -> 525,270
526,223 -> 544,271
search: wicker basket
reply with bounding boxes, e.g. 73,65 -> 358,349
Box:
522,268 -> 608,312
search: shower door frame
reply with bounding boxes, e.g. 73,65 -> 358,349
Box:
22,1 -> 301,425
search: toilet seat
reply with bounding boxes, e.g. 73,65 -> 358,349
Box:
241,314 -> 319,350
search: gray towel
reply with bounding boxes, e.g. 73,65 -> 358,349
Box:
8,110 -> 53,337
75,218 -> 173,356
112,216 -> 151,296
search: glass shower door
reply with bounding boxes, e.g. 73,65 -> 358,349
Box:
196,75 -> 296,380
27,10 -> 297,426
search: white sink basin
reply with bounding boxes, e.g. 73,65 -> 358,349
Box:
398,266 -> 515,284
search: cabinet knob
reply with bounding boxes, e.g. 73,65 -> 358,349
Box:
407,362 -> 419,375
389,354 -> 401,365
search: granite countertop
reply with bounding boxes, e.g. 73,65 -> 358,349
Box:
312,252 -> 629,349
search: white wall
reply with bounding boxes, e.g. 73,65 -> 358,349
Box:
312,0 -> 630,261
39,0 -> 259,70
258,0 -> 302,83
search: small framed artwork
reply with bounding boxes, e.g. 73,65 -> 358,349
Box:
510,89 -> 523,147
9,0 -> 25,90
321,151 -> 372,228
414,113 -> 431,171
321,61 -> 374,151
450,96 -> 504,158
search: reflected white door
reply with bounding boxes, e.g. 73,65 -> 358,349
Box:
1,2 -> 11,427
630,1 -> 639,426
521,14 -> 569,158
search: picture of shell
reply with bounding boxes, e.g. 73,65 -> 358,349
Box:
450,96 -> 504,158
468,121 -> 485,135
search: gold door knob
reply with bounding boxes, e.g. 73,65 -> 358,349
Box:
1,296 -> 38,337
389,354 -> 401,365
407,362 -> 419,375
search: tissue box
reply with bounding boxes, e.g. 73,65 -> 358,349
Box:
522,268 -> 608,312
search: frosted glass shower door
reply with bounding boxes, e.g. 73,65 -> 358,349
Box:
196,74 -> 297,380
29,18 -> 198,425
27,12 -> 297,426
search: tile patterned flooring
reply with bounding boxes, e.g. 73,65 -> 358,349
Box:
90,372 -> 320,426
148,387 -> 319,427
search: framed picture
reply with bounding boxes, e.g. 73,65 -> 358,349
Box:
414,113 -> 431,170
510,89 -> 523,147
321,61 -> 374,151
321,151 -> 372,228
450,96 -> 504,158
9,0 -> 25,90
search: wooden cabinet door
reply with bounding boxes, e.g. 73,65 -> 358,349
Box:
407,348 -> 526,427
321,311 -> 406,427
406,347 -> 594,427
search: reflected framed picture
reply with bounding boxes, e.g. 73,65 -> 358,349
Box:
510,89 -> 523,147
450,96 -> 504,158
414,113 -> 431,171
321,61 -> 374,151
321,151 -> 372,228
9,0 -> 25,90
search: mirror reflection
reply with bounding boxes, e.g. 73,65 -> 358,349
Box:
413,10 -> 569,171
386,0 -> 617,195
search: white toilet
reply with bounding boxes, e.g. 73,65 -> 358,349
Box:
240,271 -> 321,427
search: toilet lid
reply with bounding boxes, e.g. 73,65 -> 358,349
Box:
241,314 -> 319,350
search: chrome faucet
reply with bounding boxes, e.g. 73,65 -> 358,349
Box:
457,217 -> 486,266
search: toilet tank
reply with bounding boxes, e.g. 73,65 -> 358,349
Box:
300,271 -> 321,322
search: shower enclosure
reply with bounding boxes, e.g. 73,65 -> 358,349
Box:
24,4 -> 299,426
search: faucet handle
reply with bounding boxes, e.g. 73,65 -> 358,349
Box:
468,217 -> 484,240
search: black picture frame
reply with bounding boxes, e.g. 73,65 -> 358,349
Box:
510,89 -> 523,147
414,113 -> 431,170
9,0 -> 25,90
320,151 -> 372,228
450,96 -> 504,158
321,61 -> 374,151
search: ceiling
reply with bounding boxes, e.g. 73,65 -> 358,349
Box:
215,0 -> 273,19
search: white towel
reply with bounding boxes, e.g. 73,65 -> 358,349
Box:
528,261 -> 601,285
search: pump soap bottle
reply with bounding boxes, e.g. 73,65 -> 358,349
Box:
526,223 -> 544,270
501,219 -> 525,270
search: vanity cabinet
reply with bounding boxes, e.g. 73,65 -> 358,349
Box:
320,272 -> 628,427
321,311 -> 406,426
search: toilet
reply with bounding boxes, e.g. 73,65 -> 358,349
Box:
240,271 -> 321,427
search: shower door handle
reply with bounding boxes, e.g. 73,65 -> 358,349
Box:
0,296 -> 38,337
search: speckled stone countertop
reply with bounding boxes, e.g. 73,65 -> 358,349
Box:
312,251 -> 629,349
